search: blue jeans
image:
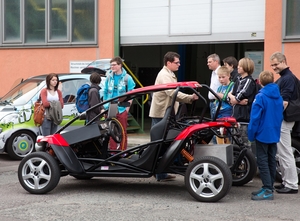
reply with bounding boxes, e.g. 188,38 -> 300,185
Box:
41,118 -> 58,136
151,118 -> 163,127
255,140 -> 277,190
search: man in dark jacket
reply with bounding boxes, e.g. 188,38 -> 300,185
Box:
271,52 -> 298,194
86,72 -> 102,123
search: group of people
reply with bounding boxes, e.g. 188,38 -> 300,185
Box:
39,51 -> 299,198
207,52 -> 299,201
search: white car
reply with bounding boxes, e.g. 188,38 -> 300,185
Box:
0,72 -> 102,160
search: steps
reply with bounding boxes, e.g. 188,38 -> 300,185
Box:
127,114 -> 143,133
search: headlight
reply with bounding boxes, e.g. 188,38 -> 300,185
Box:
35,135 -> 46,152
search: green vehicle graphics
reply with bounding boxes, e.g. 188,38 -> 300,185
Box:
0,73 -> 95,160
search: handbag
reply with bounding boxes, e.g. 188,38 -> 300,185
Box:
33,100 -> 45,126
284,79 -> 300,122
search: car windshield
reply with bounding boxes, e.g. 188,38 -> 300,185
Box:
86,59 -> 111,71
0,79 -> 44,106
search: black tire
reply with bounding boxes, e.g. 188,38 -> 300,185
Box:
276,137 -> 300,184
185,156 -> 232,202
232,145 -> 257,186
6,131 -> 36,160
18,152 -> 60,194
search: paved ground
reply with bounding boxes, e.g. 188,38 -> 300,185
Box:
0,132 -> 299,220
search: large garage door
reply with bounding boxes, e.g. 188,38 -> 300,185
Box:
121,0 -> 265,45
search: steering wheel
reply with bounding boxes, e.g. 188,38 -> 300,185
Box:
108,118 -> 124,143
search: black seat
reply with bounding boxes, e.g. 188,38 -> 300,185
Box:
120,107 -> 173,170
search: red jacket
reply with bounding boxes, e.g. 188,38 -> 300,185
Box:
40,88 -> 64,109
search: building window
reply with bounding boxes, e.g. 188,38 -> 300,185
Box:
283,0 -> 300,40
50,0 -> 68,41
1,0 -> 97,47
25,0 -> 46,43
72,0 -> 95,42
3,0 -> 21,43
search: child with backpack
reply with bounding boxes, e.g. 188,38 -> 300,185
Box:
212,66 -> 234,144
86,72 -> 102,123
213,66 -> 234,119
76,72 -> 102,123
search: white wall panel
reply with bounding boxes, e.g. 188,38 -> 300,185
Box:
170,0 -> 211,35
121,0 -> 169,36
120,0 -> 265,45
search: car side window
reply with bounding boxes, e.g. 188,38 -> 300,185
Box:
60,79 -> 90,104
61,80 -> 77,104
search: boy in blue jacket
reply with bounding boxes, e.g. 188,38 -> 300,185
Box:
248,70 -> 283,201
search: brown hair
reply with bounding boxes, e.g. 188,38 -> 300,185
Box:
46,73 -> 59,90
223,56 -> 238,68
163,51 -> 180,66
238,57 -> 255,75
218,66 -> 230,76
259,70 -> 274,86
90,72 -> 101,84
110,56 -> 123,66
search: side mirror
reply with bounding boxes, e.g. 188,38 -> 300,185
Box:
107,102 -> 118,119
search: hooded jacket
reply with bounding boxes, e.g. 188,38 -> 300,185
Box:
103,68 -> 135,113
248,83 -> 283,143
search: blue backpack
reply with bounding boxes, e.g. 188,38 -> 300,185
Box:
76,84 -> 91,113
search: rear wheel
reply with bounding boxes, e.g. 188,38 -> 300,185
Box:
185,156 -> 232,202
232,145 -> 257,186
18,152 -> 60,194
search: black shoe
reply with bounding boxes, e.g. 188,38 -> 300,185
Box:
276,187 -> 298,194
274,184 -> 285,190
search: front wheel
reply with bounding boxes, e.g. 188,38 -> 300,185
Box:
6,131 -> 36,160
231,145 -> 257,186
18,152 -> 61,194
185,156 -> 232,202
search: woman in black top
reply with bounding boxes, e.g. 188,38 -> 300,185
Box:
228,57 -> 257,122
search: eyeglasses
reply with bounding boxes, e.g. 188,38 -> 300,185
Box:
172,61 -> 180,65
110,63 -> 119,67
270,62 -> 281,67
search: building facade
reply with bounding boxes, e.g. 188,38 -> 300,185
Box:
0,0 -> 299,96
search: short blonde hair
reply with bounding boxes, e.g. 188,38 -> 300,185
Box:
259,70 -> 274,86
217,66 -> 230,76
238,57 -> 255,75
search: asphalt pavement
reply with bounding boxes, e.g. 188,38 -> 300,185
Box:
0,127 -> 299,220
